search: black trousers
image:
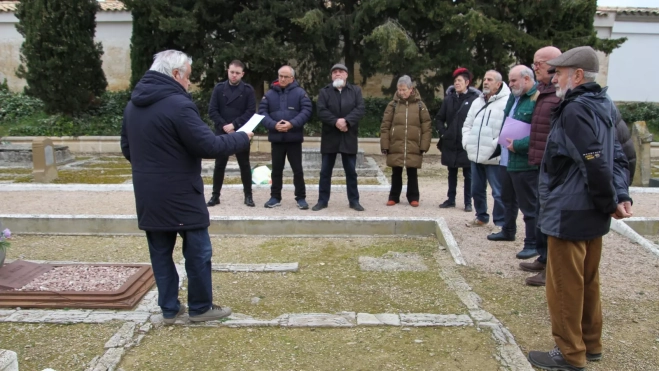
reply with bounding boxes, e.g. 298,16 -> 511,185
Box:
271,142 -> 306,201
318,153 -> 359,205
447,166 -> 472,206
389,166 -> 419,203
500,167 -> 538,249
211,148 -> 252,197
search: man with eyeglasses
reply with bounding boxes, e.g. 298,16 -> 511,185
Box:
516,46 -> 562,286
259,65 -> 313,209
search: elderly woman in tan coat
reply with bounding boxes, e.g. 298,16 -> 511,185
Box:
380,75 -> 432,207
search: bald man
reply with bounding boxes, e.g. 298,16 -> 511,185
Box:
519,46 -> 562,286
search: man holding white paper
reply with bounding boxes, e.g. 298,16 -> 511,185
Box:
207,60 -> 257,207
487,65 -> 540,261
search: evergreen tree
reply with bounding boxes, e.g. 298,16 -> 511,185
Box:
15,0 -> 107,114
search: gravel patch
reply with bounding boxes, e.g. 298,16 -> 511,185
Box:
358,252 -> 428,271
17,266 -> 139,292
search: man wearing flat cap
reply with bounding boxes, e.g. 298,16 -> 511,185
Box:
312,63 -> 366,211
527,46 -> 633,371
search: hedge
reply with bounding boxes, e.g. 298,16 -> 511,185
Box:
1,86 -> 657,139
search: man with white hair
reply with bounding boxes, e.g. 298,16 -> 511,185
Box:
488,65 -> 540,261
462,70 -> 509,227
312,63 -> 366,212
121,50 -> 253,324
527,46 -> 633,371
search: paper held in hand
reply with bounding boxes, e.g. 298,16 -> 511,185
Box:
237,114 -> 265,133
497,117 -> 531,146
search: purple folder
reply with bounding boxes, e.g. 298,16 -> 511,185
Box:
498,117 -> 531,146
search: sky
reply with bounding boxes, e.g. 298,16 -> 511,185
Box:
597,0 -> 659,7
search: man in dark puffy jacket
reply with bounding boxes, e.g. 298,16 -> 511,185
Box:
615,109 -> 636,183
207,60 -> 256,208
528,46 -> 633,371
312,63 -> 366,212
259,65 -> 313,209
121,50 -> 253,324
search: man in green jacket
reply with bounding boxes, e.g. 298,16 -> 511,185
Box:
487,65 -> 540,260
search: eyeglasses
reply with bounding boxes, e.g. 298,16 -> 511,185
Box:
278,75 -> 293,79
532,60 -> 547,67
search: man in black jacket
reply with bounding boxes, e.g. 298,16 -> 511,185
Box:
527,46 -> 633,371
121,50 -> 253,325
207,60 -> 256,207
312,63 -> 366,211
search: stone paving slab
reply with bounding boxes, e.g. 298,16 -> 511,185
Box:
400,313 -> 473,327
357,313 -> 401,326
104,322 -> 136,348
284,313 -> 355,328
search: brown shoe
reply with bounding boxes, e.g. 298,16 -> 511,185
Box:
466,218 -> 487,227
519,259 -> 546,272
525,271 -> 546,286
387,200 -> 397,206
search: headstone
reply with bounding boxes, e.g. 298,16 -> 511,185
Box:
32,137 -> 58,183
631,121 -> 653,187
0,260 -> 54,290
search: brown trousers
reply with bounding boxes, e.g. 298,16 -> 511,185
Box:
546,236 -> 603,368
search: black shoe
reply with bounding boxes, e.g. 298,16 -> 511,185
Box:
206,195 -> 220,207
487,231 -> 515,241
586,352 -> 602,362
516,248 -> 539,260
439,200 -> 456,208
528,346 -> 585,371
349,203 -> 365,211
244,195 -> 255,207
464,204 -> 472,212
312,202 -> 327,211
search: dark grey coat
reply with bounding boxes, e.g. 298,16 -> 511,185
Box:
539,83 -> 631,241
317,83 -> 366,154
434,86 -> 480,168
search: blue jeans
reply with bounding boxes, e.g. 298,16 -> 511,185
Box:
470,162 -> 504,225
145,228 -> 214,317
318,153 -> 359,205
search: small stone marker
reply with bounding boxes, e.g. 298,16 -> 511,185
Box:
631,121 -> 653,187
0,260 -> 54,290
32,137 -> 58,183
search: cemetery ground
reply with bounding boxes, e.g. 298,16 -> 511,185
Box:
1,154 -> 658,370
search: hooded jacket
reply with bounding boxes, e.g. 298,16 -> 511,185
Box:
258,80 -> 312,143
120,71 -> 250,231
461,83 -> 512,165
538,82 -> 631,241
380,90 -> 432,169
435,86 -> 480,168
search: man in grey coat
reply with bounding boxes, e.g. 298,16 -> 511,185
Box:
312,63 -> 366,211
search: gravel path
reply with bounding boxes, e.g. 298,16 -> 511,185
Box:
2,154 -> 658,301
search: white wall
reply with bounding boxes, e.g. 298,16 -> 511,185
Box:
606,21 -> 659,102
0,11 -> 132,92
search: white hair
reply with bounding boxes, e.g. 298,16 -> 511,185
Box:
279,65 -> 295,77
486,70 -> 503,83
518,66 -> 536,82
397,75 -> 413,88
568,68 -> 598,83
150,50 -> 192,77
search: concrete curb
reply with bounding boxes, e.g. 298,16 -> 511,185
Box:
610,218 -> 659,257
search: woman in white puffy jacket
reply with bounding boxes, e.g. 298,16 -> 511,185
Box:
461,70 -> 511,227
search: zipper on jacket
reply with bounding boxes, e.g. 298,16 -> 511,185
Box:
404,101 -> 409,168
475,106 -> 487,162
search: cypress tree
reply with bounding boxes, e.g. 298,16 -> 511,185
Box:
15,0 -> 108,115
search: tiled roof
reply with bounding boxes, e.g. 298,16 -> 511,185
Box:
596,7 -> 659,17
0,1 -> 127,13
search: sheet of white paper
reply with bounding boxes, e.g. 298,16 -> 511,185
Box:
237,114 -> 265,133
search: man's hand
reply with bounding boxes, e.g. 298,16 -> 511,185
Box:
223,123 -> 235,134
245,131 -> 254,140
275,120 -> 288,132
336,118 -> 348,132
611,201 -> 633,219
506,138 -> 515,153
